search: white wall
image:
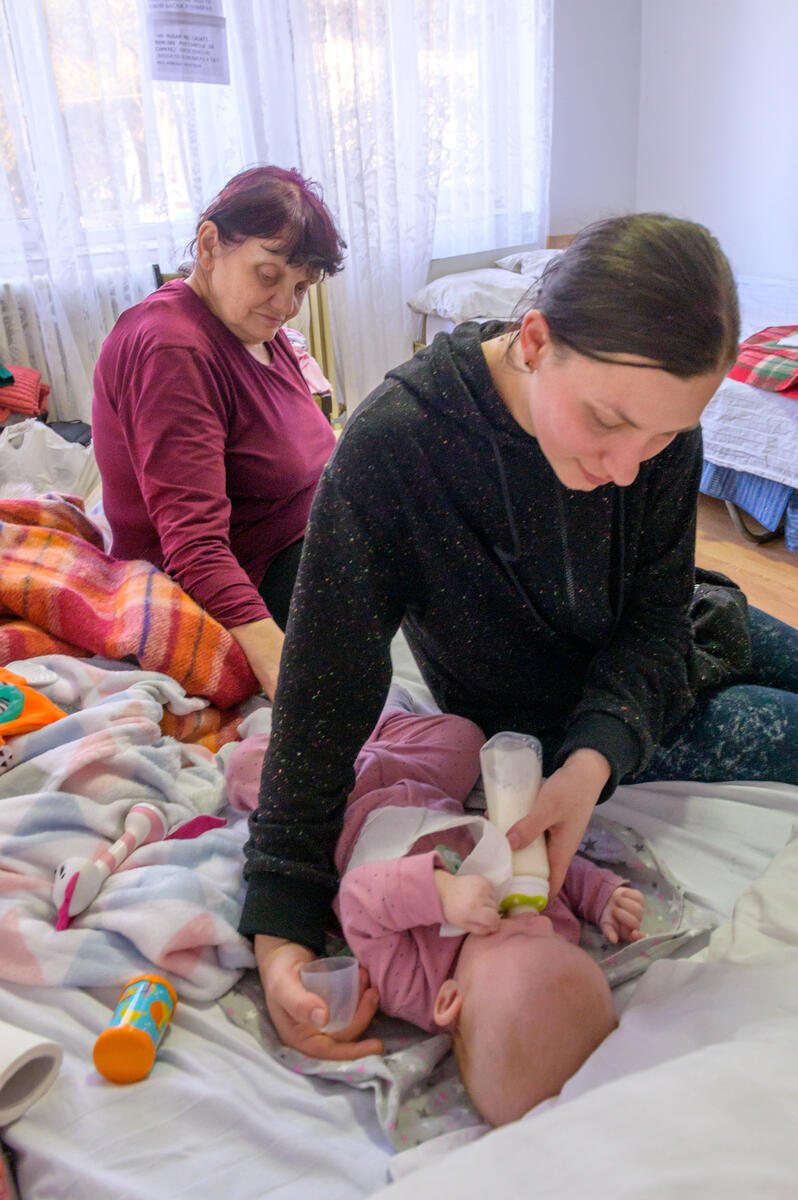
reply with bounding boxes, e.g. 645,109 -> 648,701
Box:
548,0 -> 641,236
636,0 -> 798,279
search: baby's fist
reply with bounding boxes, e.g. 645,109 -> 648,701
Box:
435,871 -> 500,935
599,886 -> 645,944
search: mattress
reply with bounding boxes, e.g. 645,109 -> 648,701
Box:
700,373 -> 798,492
2,633 -> 798,1197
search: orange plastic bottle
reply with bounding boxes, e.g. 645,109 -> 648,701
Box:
93,974 -> 178,1084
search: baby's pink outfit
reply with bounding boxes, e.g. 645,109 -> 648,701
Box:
226,707 -> 625,1033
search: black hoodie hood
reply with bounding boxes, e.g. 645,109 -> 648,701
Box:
386,320 -> 519,439
387,321 -> 627,645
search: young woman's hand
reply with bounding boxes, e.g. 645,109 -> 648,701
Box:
599,886 -> 645,944
505,748 -> 611,897
434,870 -> 500,935
254,935 -> 383,1060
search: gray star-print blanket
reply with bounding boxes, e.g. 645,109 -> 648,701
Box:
577,813 -> 717,985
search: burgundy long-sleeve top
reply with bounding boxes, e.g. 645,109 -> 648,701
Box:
92,280 -> 335,628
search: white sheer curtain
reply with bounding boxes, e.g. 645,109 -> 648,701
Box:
0,0 -> 552,421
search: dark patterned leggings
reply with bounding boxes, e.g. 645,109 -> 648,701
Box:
634,607 -> 798,786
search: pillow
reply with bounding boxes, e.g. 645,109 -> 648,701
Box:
406,267 -> 534,324
493,247 -> 563,275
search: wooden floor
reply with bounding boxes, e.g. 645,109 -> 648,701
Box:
696,494 -> 798,627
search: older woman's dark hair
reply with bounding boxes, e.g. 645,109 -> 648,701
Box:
189,165 -> 346,278
518,213 -> 739,378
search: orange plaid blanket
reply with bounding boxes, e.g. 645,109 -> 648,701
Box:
0,495 -> 259,722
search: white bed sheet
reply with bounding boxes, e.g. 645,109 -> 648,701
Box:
700,274 -> 798,489
378,964 -> 798,1199
2,634 -> 797,1198
701,376 -> 798,490
2,973 -> 393,1198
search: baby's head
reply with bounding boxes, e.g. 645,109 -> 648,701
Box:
433,910 -> 617,1126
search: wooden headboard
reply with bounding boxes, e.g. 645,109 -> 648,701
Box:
546,233 -> 576,249
427,234 -> 577,284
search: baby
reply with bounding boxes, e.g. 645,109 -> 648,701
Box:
227,694 -> 644,1126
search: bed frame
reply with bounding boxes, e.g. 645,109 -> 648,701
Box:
287,279 -> 339,421
425,233 -> 574,286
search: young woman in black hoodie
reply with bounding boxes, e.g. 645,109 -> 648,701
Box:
240,213 -> 798,1059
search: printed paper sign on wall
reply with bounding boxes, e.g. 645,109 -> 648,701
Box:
146,0 -> 229,86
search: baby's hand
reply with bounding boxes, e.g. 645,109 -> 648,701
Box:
599,886 -> 645,944
434,871 -> 500,936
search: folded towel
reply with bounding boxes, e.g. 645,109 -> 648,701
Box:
0,364 -> 50,422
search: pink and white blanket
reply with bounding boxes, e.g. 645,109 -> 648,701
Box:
0,655 -> 256,1000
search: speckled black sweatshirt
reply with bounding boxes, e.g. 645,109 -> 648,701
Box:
239,322 -> 701,951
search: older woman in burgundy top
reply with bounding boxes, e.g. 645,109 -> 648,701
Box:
92,166 -> 344,698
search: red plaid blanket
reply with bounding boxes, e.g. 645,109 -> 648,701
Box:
728,325 -> 798,396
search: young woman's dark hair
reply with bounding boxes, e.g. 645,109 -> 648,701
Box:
514,213 -> 739,378
188,165 -> 346,279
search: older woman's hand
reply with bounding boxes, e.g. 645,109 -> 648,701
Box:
255,935 -> 384,1060
231,618 -> 285,700
505,748 -> 611,897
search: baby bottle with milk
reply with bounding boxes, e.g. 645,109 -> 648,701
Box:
480,731 -> 549,913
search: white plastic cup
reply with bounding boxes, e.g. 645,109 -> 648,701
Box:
299,956 -> 359,1033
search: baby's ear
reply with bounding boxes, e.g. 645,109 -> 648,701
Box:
433,978 -> 463,1029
